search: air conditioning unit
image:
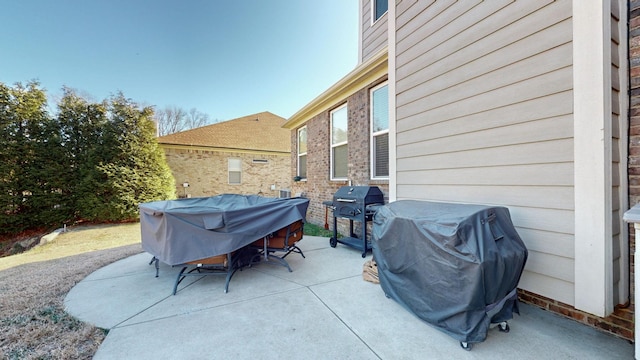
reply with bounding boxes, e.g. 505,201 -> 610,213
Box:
279,189 -> 291,198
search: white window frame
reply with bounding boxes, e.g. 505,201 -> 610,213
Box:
371,0 -> 388,24
330,104 -> 348,181
370,82 -> 389,180
297,126 -> 307,180
228,158 -> 242,185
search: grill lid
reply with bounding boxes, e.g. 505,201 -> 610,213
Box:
333,186 -> 384,205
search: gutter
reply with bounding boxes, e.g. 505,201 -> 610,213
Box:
283,46 -> 389,130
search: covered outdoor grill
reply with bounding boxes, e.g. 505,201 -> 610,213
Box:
371,200 -> 528,350
324,186 -> 385,257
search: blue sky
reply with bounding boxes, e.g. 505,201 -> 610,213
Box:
0,0 -> 358,121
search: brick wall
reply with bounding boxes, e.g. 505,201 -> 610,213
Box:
290,76 -> 389,235
162,147 -> 291,198
631,4 -> 640,206
630,2 -> 640,343
519,289 -> 634,341
606,0 -> 640,341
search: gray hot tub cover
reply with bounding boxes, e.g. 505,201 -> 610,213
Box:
371,200 -> 528,344
139,195 -> 310,265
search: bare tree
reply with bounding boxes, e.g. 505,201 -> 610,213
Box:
186,107 -> 211,130
154,106 -> 186,136
154,106 -> 214,136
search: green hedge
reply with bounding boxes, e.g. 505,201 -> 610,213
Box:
0,82 -> 175,234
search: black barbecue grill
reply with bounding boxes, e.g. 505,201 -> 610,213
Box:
324,186 -> 385,257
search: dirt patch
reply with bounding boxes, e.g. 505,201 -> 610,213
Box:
0,244 -> 143,359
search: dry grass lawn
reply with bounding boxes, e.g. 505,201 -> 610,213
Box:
0,223 -> 143,359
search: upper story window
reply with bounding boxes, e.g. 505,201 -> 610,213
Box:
228,158 -> 242,185
371,82 -> 389,179
297,126 -> 307,179
373,0 -> 388,23
331,104 -> 348,180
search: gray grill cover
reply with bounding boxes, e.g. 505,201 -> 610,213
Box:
139,195 -> 309,265
372,200 -> 528,344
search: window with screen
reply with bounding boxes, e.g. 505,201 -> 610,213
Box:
297,126 -> 307,179
371,83 -> 389,178
228,158 -> 242,185
331,104 -> 348,180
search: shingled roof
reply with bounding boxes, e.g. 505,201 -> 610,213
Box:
157,111 -> 290,153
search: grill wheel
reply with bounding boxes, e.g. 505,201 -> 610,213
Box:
329,237 -> 337,247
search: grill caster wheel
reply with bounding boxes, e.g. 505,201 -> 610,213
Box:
330,237 -> 337,248
498,321 -> 510,333
361,252 -> 366,258
460,342 -> 472,351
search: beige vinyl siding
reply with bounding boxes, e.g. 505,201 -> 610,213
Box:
394,0 -> 575,305
611,2 -> 622,306
361,0 -> 388,63
610,0 -> 629,306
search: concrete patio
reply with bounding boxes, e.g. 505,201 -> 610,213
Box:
64,236 -> 634,359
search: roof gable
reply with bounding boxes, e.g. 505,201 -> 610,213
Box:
157,111 -> 290,153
